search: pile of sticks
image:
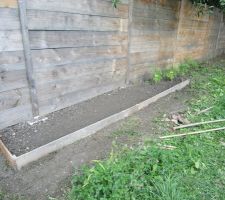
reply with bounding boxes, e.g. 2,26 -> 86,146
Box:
160,119 -> 225,139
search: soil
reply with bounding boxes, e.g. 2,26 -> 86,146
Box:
0,83 -> 192,200
0,79 -> 181,156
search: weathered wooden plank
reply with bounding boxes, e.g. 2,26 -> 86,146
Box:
27,10 -> 128,32
27,0 -> 128,19
0,51 -> 25,71
29,31 -> 128,49
39,81 -> 125,115
130,34 -> 160,43
0,0 -> 17,8
130,52 -> 159,65
35,58 -> 127,83
0,87 -> 30,111
130,41 -> 160,53
18,0 -> 39,117
0,69 -> 28,93
0,140 -> 16,168
0,30 -> 23,52
132,18 -> 177,32
0,8 -> 20,30
37,72 -> 126,111
0,105 -> 32,130
31,45 -> 127,69
36,71 -> 127,104
36,59 -> 127,100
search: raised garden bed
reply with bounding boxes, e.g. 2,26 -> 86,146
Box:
0,79 -> 190,170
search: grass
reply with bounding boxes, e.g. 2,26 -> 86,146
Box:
67,59 -> 225,200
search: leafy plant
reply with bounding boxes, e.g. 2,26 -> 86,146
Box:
163,69 -> 178,81
152,70 -> 163,83
191,0 -> 225,15
112,0 -> 120,8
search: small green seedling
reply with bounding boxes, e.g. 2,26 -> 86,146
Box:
164,69 -> 177,81
153,70 -> 163,83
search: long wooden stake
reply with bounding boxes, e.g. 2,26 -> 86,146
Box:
173,119 -> 225,130
18,0 -> 39,117
160,127 -> 225,139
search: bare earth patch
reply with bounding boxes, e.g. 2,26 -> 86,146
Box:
0,85 -> 191,199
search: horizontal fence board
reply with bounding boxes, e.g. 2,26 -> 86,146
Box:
130,52 -> 158,65
0,105 -> 32,130
0,69 -> 28,93
0,30 -> 23,52
35,58 -> 127,84
27,10 -> 128,32
32,45 -> 127,69
0,8 -> 20,30
29,31 -> 128,49
39,81 -> 125,115
27,0 -> 128,18
0,87 -> 30,112
36,59 -> 127,100
0,51 -> 25,71
130,42 -> 160,53
36,70 -> 126,103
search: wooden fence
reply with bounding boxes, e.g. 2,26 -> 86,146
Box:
0,0 -> 225,130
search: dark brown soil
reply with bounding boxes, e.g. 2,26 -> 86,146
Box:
0,86 -> 191,200
0,80 -> 181,156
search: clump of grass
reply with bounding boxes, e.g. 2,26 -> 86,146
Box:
67,60 -> 225,200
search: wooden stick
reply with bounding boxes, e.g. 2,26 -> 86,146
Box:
196,106 -> 213,115
160,127 -> 225,139
173,119 -> 225,130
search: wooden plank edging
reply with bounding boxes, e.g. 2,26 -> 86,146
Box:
0,80 -> 190,170
0,140 -> 17,168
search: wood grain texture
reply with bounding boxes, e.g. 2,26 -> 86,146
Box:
0,8 -> 20,30
0,51 -> 25,71
27,10 -> 128,32
27,0 -> 128,18
0,69 -> 28,92
0,105 -> 32,130
0,87 -> 30,112
31,45 -> 127,69
29,31 -> 128,50
18,0 -> 39,117
39,81 -> 125,115
35,58 -> 127,101
0,30 -> 23,52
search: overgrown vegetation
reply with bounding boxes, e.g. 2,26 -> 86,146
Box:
191,0 -> 225,13
152,59 -> 199,83
68,59 -> 225,200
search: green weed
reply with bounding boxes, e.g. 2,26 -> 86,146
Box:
68,60 -> 225,200
151,59 -> 200,83
152,70 -> 163,83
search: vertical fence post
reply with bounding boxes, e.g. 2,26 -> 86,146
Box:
17,0 -> 39,117
216,12 -> 223,53
173,0 -> 184,65
125,0 -> 133,84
